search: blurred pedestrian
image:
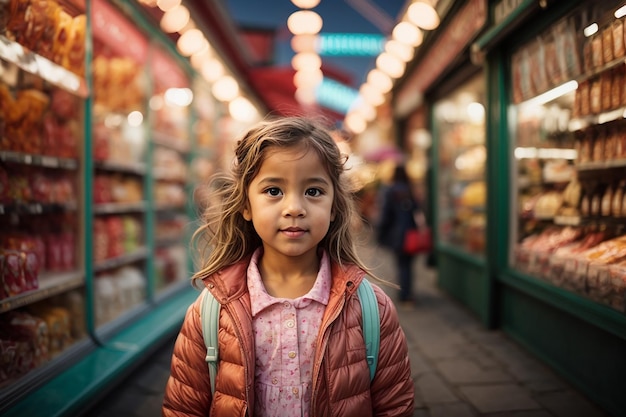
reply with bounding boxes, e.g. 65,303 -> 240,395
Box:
376,164 -> 424,307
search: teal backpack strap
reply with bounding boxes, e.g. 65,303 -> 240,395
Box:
200,287 -> 221,397
357,277 -> 380,381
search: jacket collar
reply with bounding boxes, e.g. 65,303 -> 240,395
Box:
203,251 -> 365,303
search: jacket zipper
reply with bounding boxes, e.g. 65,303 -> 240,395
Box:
223,300 -> 252,416
310,291 -> 347,416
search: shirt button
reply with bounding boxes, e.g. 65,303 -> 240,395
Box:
283,301 -> 291,308
286,319 -> 295,328
272,378 -> 278,385
288,351 -> 296,359
292,387 -> 299,394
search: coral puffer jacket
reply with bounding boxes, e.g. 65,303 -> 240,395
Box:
162,257 -> 414,417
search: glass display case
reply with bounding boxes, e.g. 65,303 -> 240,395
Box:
509,1 -> 626,312
0,0 -> 88,389
434,74 -> 486,256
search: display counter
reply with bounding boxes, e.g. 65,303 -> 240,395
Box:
475,0 -> 626,414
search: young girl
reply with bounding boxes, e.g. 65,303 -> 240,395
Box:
162,117 -> 414,417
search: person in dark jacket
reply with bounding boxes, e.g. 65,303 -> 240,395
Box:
376,164 -> 422,306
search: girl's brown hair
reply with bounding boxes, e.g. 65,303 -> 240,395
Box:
191,116 -> 373,286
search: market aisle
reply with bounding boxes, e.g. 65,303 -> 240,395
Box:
84,226 -> 613,417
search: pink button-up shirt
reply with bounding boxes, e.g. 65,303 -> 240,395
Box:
247,249 -> 331,417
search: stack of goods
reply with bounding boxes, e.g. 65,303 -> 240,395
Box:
0,293 -> 79,386
93,174 -> 143,205
1,214 -> 77,300
0,86 -> 81,159
2,0 -> 86,76
94,266 -> 145,326
93,215 -> 143,263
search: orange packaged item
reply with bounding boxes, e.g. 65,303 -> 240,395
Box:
603,25 -> 614,64
64,14 -> 86,75
613,19 -> 625,58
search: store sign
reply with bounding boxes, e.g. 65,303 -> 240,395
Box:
318,33 -> 385,56
395,0 -> 487,117
316,77 -> 359,114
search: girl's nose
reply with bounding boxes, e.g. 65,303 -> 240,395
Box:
282,195 -> 306,217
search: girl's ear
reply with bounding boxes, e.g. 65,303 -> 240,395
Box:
242,206 -> 252,221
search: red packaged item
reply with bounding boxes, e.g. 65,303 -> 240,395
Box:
106,216 -> 124,258
0,311 -> 50,367
2,250 -> 26,297
93,123 -> 110,161
20,251 -> 39,291
45,234 -> 64,271
94,175 -> 112,204
58,120 -> 79,159
42,113 -> 61,157
30,169 -> 52,203
94,218 -> 109,262
60,231 -> 75,271
51,89 -> 78,121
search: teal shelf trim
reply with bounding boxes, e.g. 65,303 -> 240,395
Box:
2,287 -> 198,417
438,244 -> 486,268
499,271 -> 626,342
473,0 -> 539,52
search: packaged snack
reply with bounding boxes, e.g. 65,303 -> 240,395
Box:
613,19 -> 625,58
602,25 -> 614,64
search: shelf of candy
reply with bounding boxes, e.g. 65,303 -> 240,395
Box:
154,182 -> 187,211
150,47 -> 191,155
154,246 -> 188,292
93,214 -> 145,273
93,172 -> 145,215
94,266 -> 146,327
0,78 -> 81,164
155,213 -> 188,247
514,223 -> 626,311
568,10 -> 626,132
511,16 -> 582,105
153,147 -> 188,183
0,0 -> 87,95
0,216 -> 80,313
92,53 -> 147,172
0,288 -> 85,387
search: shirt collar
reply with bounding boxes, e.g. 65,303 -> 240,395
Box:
247,248 -> 331,317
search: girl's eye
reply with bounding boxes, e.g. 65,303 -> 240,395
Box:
265,187 -> 282,196
305,188 -> 322,197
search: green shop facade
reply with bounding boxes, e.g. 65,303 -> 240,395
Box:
394,0 -> 626,416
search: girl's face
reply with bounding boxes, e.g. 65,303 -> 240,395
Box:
242,145 -> 335,261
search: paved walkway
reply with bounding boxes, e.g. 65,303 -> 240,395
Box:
85,228 -> 613,417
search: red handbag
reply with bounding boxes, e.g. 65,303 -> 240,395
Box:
403,228 -> 432,254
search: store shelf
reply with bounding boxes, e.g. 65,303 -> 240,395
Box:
155,236 -> 184,247
0,35 -> 88,98
94,202 -> 147,215
0,151 -> 79,170
94,160 -> 147,175
500,270 -> 626,341
0,202 -> 78,215
576,158 -> 626,171
2,286 -> 198,417
0,270 -> 84,314
93,247 -> 149,273
152,132 -> 190,154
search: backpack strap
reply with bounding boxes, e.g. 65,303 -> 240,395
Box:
200,287 -> 221,397
357,278 -> 380,381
